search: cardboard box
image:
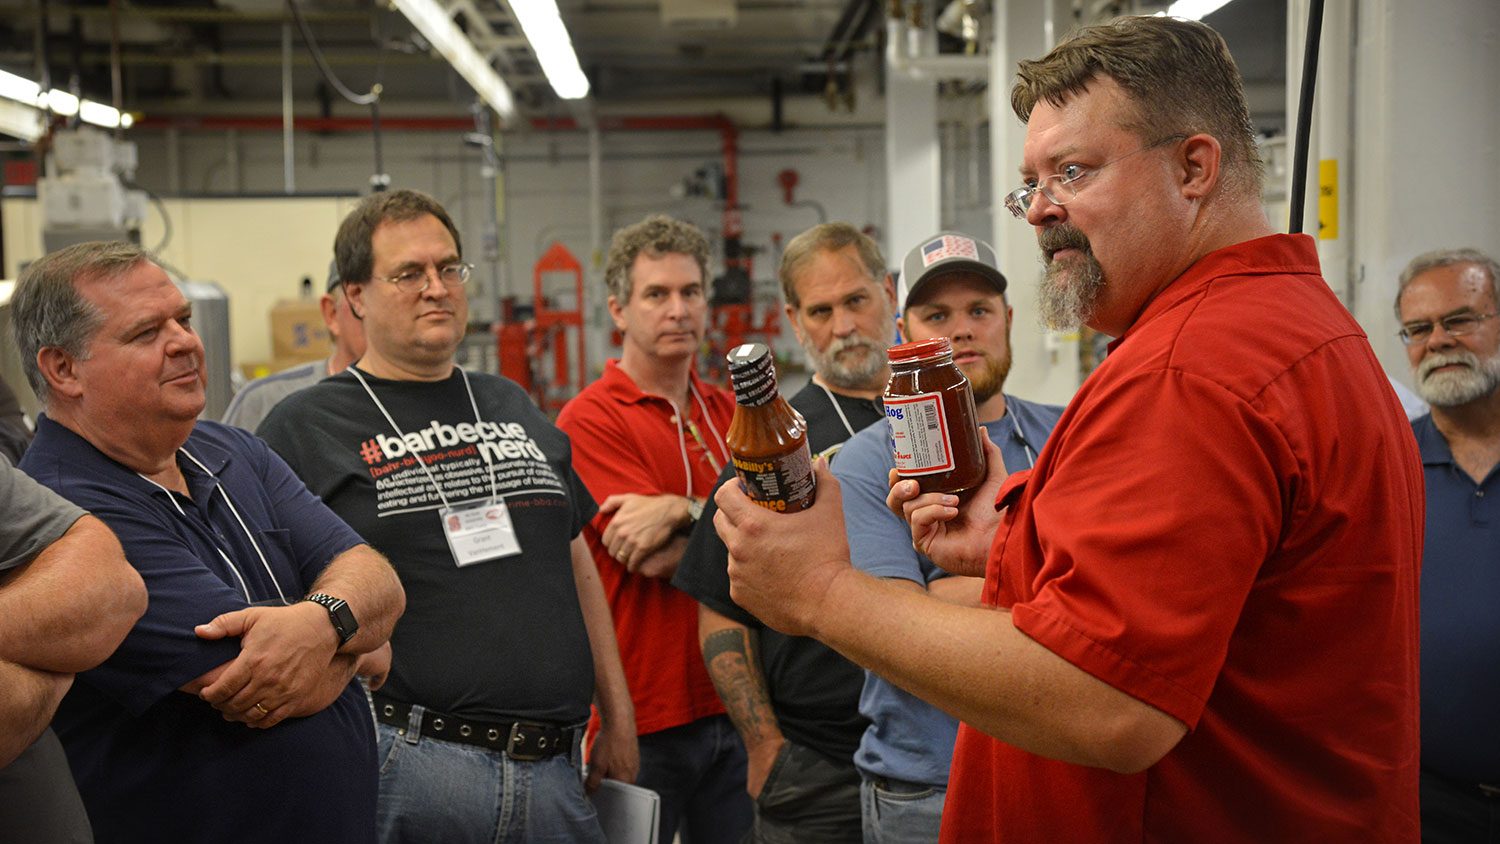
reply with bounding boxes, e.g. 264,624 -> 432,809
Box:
270,299 -> 331,361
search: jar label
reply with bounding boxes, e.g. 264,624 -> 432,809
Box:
732,447 -> 816,513
885,392 -> 955,475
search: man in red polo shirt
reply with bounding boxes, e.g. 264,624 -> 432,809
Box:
557,214 -> 748,844
712,15 -> 1420,843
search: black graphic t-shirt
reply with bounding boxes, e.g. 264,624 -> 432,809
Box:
260,367 -> 598,724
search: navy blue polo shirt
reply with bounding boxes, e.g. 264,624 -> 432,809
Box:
20,416 -> 378,843
1413,413 -> 1500,783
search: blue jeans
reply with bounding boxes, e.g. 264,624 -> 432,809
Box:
635,714 -> 752,844
374,712 -> 605,844
860,775 -> 946,844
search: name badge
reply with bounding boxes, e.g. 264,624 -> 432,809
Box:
439,498 -> 521,567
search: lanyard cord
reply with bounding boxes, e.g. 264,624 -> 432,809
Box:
138,447 -> 289,605
687,380 -> 729,469
350,367 -> 499,509
1007,406 -> 1036,469
818,383 -> 857,439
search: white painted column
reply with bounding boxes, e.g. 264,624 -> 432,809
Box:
884,26 -> 941,267
991,0 -> 1080,406
1337,0 -> 1500,383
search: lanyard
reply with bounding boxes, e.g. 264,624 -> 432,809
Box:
674,380 -> 729,493
138,447 -> 289,605
818,383 -> 860,439
350,366 -> 499,508
1008,409 -> 1036,469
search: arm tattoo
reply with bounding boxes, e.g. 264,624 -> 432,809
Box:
702,627 -> 780,744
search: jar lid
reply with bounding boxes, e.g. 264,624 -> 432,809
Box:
887,337 -> 952,363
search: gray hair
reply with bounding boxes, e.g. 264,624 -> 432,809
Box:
12,241 -> 151,404
603,215 -> 711,304
1394,248 -> 1500,316
779,223 -> 887,308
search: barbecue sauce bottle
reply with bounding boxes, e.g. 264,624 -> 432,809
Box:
883,337 -> 987,495
725,343 -> 816,513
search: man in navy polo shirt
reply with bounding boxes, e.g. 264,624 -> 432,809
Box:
12,240 -> 406,843
1396,247 -> 1500,842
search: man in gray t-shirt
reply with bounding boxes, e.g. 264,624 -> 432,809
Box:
0,460 -> 145,842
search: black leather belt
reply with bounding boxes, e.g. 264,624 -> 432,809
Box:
372,693 -> 575,761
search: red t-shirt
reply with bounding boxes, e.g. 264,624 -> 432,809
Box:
557,360 -> 736,735
941,235 -> 1422,843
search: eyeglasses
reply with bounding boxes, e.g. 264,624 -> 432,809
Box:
379,262 -> 473,294
1398,311 -> 1498,345
1004,134 -> 1187,220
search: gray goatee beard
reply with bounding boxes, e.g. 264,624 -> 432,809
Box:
1416,349 -> 1500,407
1036,225 -> 1105,332
803,333 -> 889,391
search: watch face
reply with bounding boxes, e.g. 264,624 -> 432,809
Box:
331,601 -> 358,642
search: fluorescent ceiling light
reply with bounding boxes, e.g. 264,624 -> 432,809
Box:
0,98 -> 42,142
0,68 -> 133,130
1160,0 -> 1236,21
510,1 -> 590,100
390,0 -> 518,120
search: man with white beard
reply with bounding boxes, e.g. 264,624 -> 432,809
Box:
1395,247 -> 1500,843
674,222 -> 896,842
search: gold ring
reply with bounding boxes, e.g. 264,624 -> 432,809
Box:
253,703 -> 269,715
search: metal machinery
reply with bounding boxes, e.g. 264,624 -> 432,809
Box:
498,241 -> 587,415
37,126 -> 147,252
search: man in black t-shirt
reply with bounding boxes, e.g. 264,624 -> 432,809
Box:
674,223 -> 896,843
259,190 -> 637,844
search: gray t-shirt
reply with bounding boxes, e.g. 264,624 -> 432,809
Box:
0,458 -> 92,843
221,358 -> 329,431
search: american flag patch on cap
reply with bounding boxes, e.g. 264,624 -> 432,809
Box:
920,235 -> 978,267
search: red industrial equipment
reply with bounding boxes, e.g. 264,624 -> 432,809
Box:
496,242 -> 588,414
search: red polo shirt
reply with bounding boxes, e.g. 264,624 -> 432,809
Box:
558,360 -> 736,735
941,235 -> 1422,842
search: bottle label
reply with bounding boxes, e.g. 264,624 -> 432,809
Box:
885,392 -> 954,475
732,447 -> 816,513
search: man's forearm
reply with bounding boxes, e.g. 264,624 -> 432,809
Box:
698,606 -> 781,751
571,537 -> 635,730
0,515 -> 145,672
812,568 -> 1186,774
632,534 -> 689,580
307,545 -> 405,654
0,659 -> 72,767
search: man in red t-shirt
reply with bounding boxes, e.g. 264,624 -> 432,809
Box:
557,215 -> 748,844
712,16 -> 1420,843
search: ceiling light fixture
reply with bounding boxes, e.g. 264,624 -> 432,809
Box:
0,68 -> 134,131
509,0 -> 590,100
1160,0 -> 1237,21
389,0 -> 518,121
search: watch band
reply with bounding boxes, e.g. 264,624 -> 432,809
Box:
303,592 -> 358,646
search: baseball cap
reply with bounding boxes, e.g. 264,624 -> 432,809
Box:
898,232 -> 1007,311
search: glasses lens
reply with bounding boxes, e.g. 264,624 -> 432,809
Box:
395,272 -> 426,293
1399,323 -> 1431,344
440,264 -> 471,286
1042,173 -> 1078,207
1004,189 -> 1030,219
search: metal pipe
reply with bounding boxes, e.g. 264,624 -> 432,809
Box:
281,21 -> 295,194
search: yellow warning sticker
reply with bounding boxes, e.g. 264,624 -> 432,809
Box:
1318,159 -> 1339,240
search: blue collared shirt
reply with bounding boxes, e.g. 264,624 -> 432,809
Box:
20,416 -> 378,843
1413,413 -> 1500,782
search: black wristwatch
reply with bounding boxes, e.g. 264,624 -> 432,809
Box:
304,593 -> 359,647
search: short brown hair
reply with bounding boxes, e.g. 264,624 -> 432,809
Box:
1011,15 -> 1263,198
778,223 -> 887,307
335,189 -> 463,285
604,215 -> 711,303
11,241 -> 151,404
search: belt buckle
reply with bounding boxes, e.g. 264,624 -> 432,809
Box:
507,722 -> 550,762
1479,783 -> 1500,799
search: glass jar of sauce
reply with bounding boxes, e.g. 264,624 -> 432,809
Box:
725,343 -> 816,513
883,337 -> 986,495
